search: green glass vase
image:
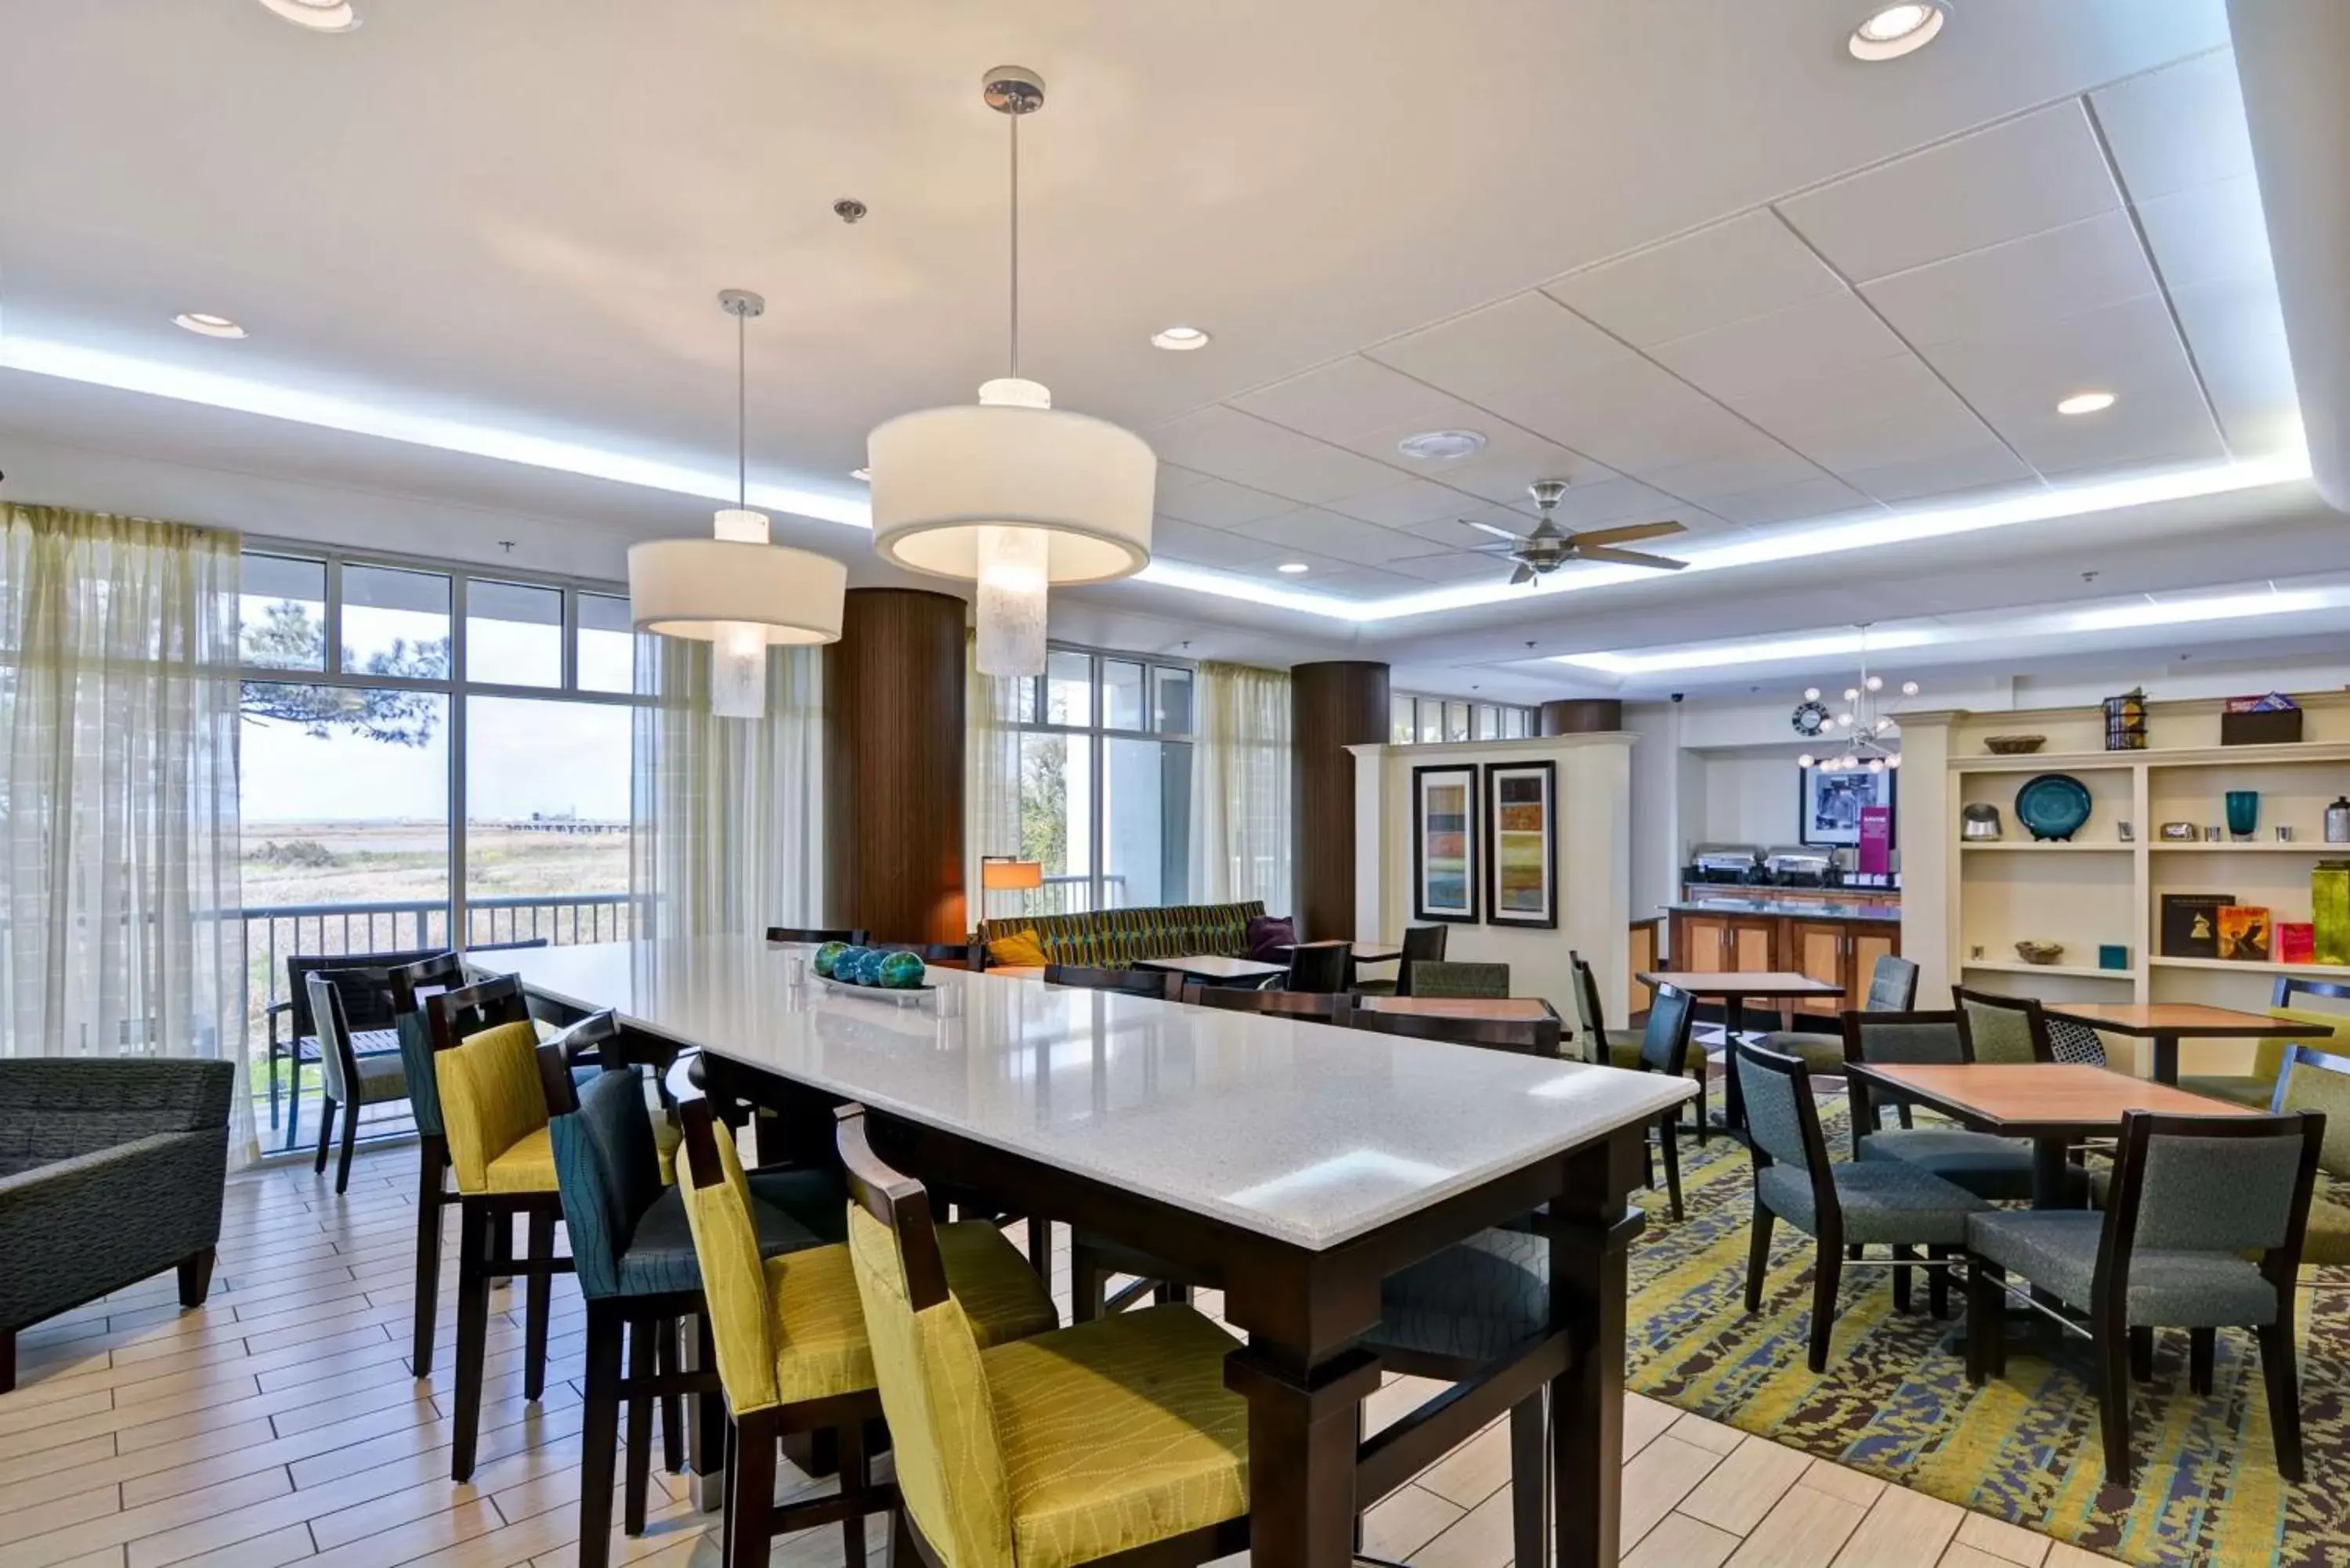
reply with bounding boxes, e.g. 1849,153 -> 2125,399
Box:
2316,861 -> 2350,969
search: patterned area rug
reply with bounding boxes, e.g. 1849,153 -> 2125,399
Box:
1625,1103 -> 2349,1567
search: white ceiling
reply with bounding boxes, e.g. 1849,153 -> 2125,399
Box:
0,0 -> 2337,703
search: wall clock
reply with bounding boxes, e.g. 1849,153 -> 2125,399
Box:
1790,699 -> 1831,738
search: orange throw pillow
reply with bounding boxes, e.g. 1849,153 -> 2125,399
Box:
986,928 -> 1049,968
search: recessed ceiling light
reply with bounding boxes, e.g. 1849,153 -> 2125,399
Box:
1847,2 -> 1944,60
1395,429 -> 1486,462
172,313 -> 247,339
1276,562 -> 1311,574
1151,326 -> 1209,351
851,467 -> 872,482
258,0 -> 360,31
2057,391 -> 2117,416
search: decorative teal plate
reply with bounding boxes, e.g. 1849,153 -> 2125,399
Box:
2015,773 -> 2092,841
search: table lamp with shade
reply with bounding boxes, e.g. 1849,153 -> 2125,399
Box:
980,855 -> 1043,919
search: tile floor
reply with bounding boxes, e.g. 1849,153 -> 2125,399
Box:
0,1137 -> 2117,1567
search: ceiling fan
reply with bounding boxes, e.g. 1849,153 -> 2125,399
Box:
1467,479 -> 1689,585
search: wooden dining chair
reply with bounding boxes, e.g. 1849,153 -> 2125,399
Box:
1284,941 -> 1351,995
388,949 -> 468,1378
836,1104 -> 1252,1568
1358,923 -> 1448,998
1043,963 -> 1183,999
306,970 -> 411,1195
1350,1003 -> 1560,1057
870,941 -> 973,970
1571,952 -> 1708,1143
765,925 -> 870,945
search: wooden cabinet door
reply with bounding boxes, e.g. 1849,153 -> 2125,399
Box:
1726,916 -> 1777,974
1628,922 -> 1658,1015
1850,927 -> 1898,999
1676,913 -> 1727,974
1789,921 -> 1846,1016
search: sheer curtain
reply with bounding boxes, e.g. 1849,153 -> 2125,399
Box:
631,634 -> 827,938
964,630 -> 1022,917
1189,661 -> 1292,908
0,504 -> 252,1162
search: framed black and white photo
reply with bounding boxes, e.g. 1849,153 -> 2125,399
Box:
1411,764 -> 1479,923
1483,761 -> 1556,930
1798,761 -> 1898,849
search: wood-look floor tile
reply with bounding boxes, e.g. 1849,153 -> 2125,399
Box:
1725,1483 -> 1867,1568
1623,1512 -> 1741,1568
1415,1417 -> 1513,1508
0,1481 -> 125,1550
1618,1434 -> 1723,1548
1666,1409 -> 1748,1457
1831,1487 -> 1965,1568
1952,1508 -> 2052,1566
2041,1544 -> 2120,1566
1796,1457 -> 1885,1511
1624,1393 -> 1679,1461
1364,1483 -> 1463,1562
1677,1435 -> 1814,1536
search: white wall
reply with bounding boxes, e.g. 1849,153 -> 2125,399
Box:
1699,752 -> 1810,843
1350,732 -> 1634,1017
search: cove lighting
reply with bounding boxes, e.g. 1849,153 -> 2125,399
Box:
2067,589 -> 2326,632
1559,629 -> 1937,677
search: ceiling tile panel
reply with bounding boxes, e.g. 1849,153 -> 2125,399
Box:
1649,291 -> 1908,399
1152,464 -> 1300,528
1990,381 -> 2225,476
1776,101 -> 2120,282
1148,406 -> 1405,504
2169,276 -> 2302,457
1227,355 -> 1484,444
1148,516 -> 1292,570
1698,476 -> 1877,526
1577,404 -> 1790,477
1785,399 -> 2003,472
1381,424 -> 1614,506
2134,175 -> 2275,291
1245,508 -> 1437,565
1861,211 -> 2160,348
1272,563 -> 1425,602
1637,448 -> 1825,503
1716,352 -> 1973,440
1365,293 -> 1632,403
1832,445 -> 2039,504
2089,49 -> 2257,202
1919,294 -> 2196,414
1542,211 -> 1844,346
1383,551 -> 1515,586
1401,505 -> 1544,551
1322,476 -> 1484,528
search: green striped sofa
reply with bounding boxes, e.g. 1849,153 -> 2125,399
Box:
974,901 -> 1267,969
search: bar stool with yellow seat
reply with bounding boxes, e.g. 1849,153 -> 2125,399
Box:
675,1097 -> 1060,1568
425,974 -> 619,1482
837,1103 -> 1252,1568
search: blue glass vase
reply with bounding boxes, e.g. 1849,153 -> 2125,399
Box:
2225,790 -> 2259,839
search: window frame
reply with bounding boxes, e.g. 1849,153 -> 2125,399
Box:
1390,692 -> 1540,746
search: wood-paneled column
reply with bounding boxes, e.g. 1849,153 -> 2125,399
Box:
1290,660 -> 1390,941
824,587 -> 967,944
1541,699 -> 1623,735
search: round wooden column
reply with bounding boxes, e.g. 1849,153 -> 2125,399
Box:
824,587 -> 967,944
1290,660 -> 1390,941
1541,698 -> 1623,735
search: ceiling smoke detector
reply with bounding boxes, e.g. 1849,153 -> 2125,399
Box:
1396,429 -> 1486,462
1848,2 -> 1945,60
1152,326 -> 1210,351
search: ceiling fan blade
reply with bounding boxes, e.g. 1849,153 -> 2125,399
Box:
1465,519 -> 1522,541
1574,545 -> 1689,571
1509,563 -> 1536,586
1570,519 -> 1687,547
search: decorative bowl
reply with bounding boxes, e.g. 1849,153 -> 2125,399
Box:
878,950 -> 927,990
1984,735 -> 2047,755
2014,940 -> 2066,965
2015,773 -> 2093,841
813,941 -> 851,978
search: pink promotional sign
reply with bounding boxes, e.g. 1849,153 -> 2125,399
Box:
1858,805 -> 1893,876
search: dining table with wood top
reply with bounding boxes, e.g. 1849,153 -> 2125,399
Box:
1272,940 -> 1407,963
1842,1060 -> 2261,1208
1357,995 -> 1558,1023
477,935 -> 1695,1568
2035,1001 -> 2333,1085
1636,970 -> 1844,1133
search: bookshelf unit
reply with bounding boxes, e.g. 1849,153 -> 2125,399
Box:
1900,695 -> 2350,1076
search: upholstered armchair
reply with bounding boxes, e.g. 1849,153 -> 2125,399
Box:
0,1058 -> 234,1392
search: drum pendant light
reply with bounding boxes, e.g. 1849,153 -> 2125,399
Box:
627,290 -> 847,718
866,67 -> 1155,677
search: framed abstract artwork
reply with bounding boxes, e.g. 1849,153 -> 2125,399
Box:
1412,764 -> 1479,923
1484,760 -> 1557,930
1797,761 -> 1898,849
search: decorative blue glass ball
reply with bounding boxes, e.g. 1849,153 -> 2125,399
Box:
852,948 -> 888,986
878,951 -> 927,990
831,945 -> 870,983
813,941 -> 850,978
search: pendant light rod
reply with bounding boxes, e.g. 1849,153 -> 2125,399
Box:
717,288 -> 765,511
1009,108 -> 1019,380
984,67 -> 1045,383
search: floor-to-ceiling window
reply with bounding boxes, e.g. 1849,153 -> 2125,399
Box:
1006,645 -> 1193,915
235,545 -> 644,1138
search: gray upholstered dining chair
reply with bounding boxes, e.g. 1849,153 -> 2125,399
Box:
1757,953 -> 1918,1081
1952,986 -> 2056,1064
1570,952 -> 1708,1143
1964,1109 -> 2323,1486
1408,959 -> 1510,999
1738,1041 -> 1990,1371
1844,1010 -> 2040,1200
306,970 -> 414,1194
2182,976 -> 2350,1107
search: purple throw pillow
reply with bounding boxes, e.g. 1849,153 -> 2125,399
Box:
1246,915 -> 1296,963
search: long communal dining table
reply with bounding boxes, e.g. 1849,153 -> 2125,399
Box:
475,935 -> 1693,1568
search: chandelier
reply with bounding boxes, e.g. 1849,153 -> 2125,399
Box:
627,291 -> 847,719
865,67 -> 1156,677
1792,623 -> 1918,774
